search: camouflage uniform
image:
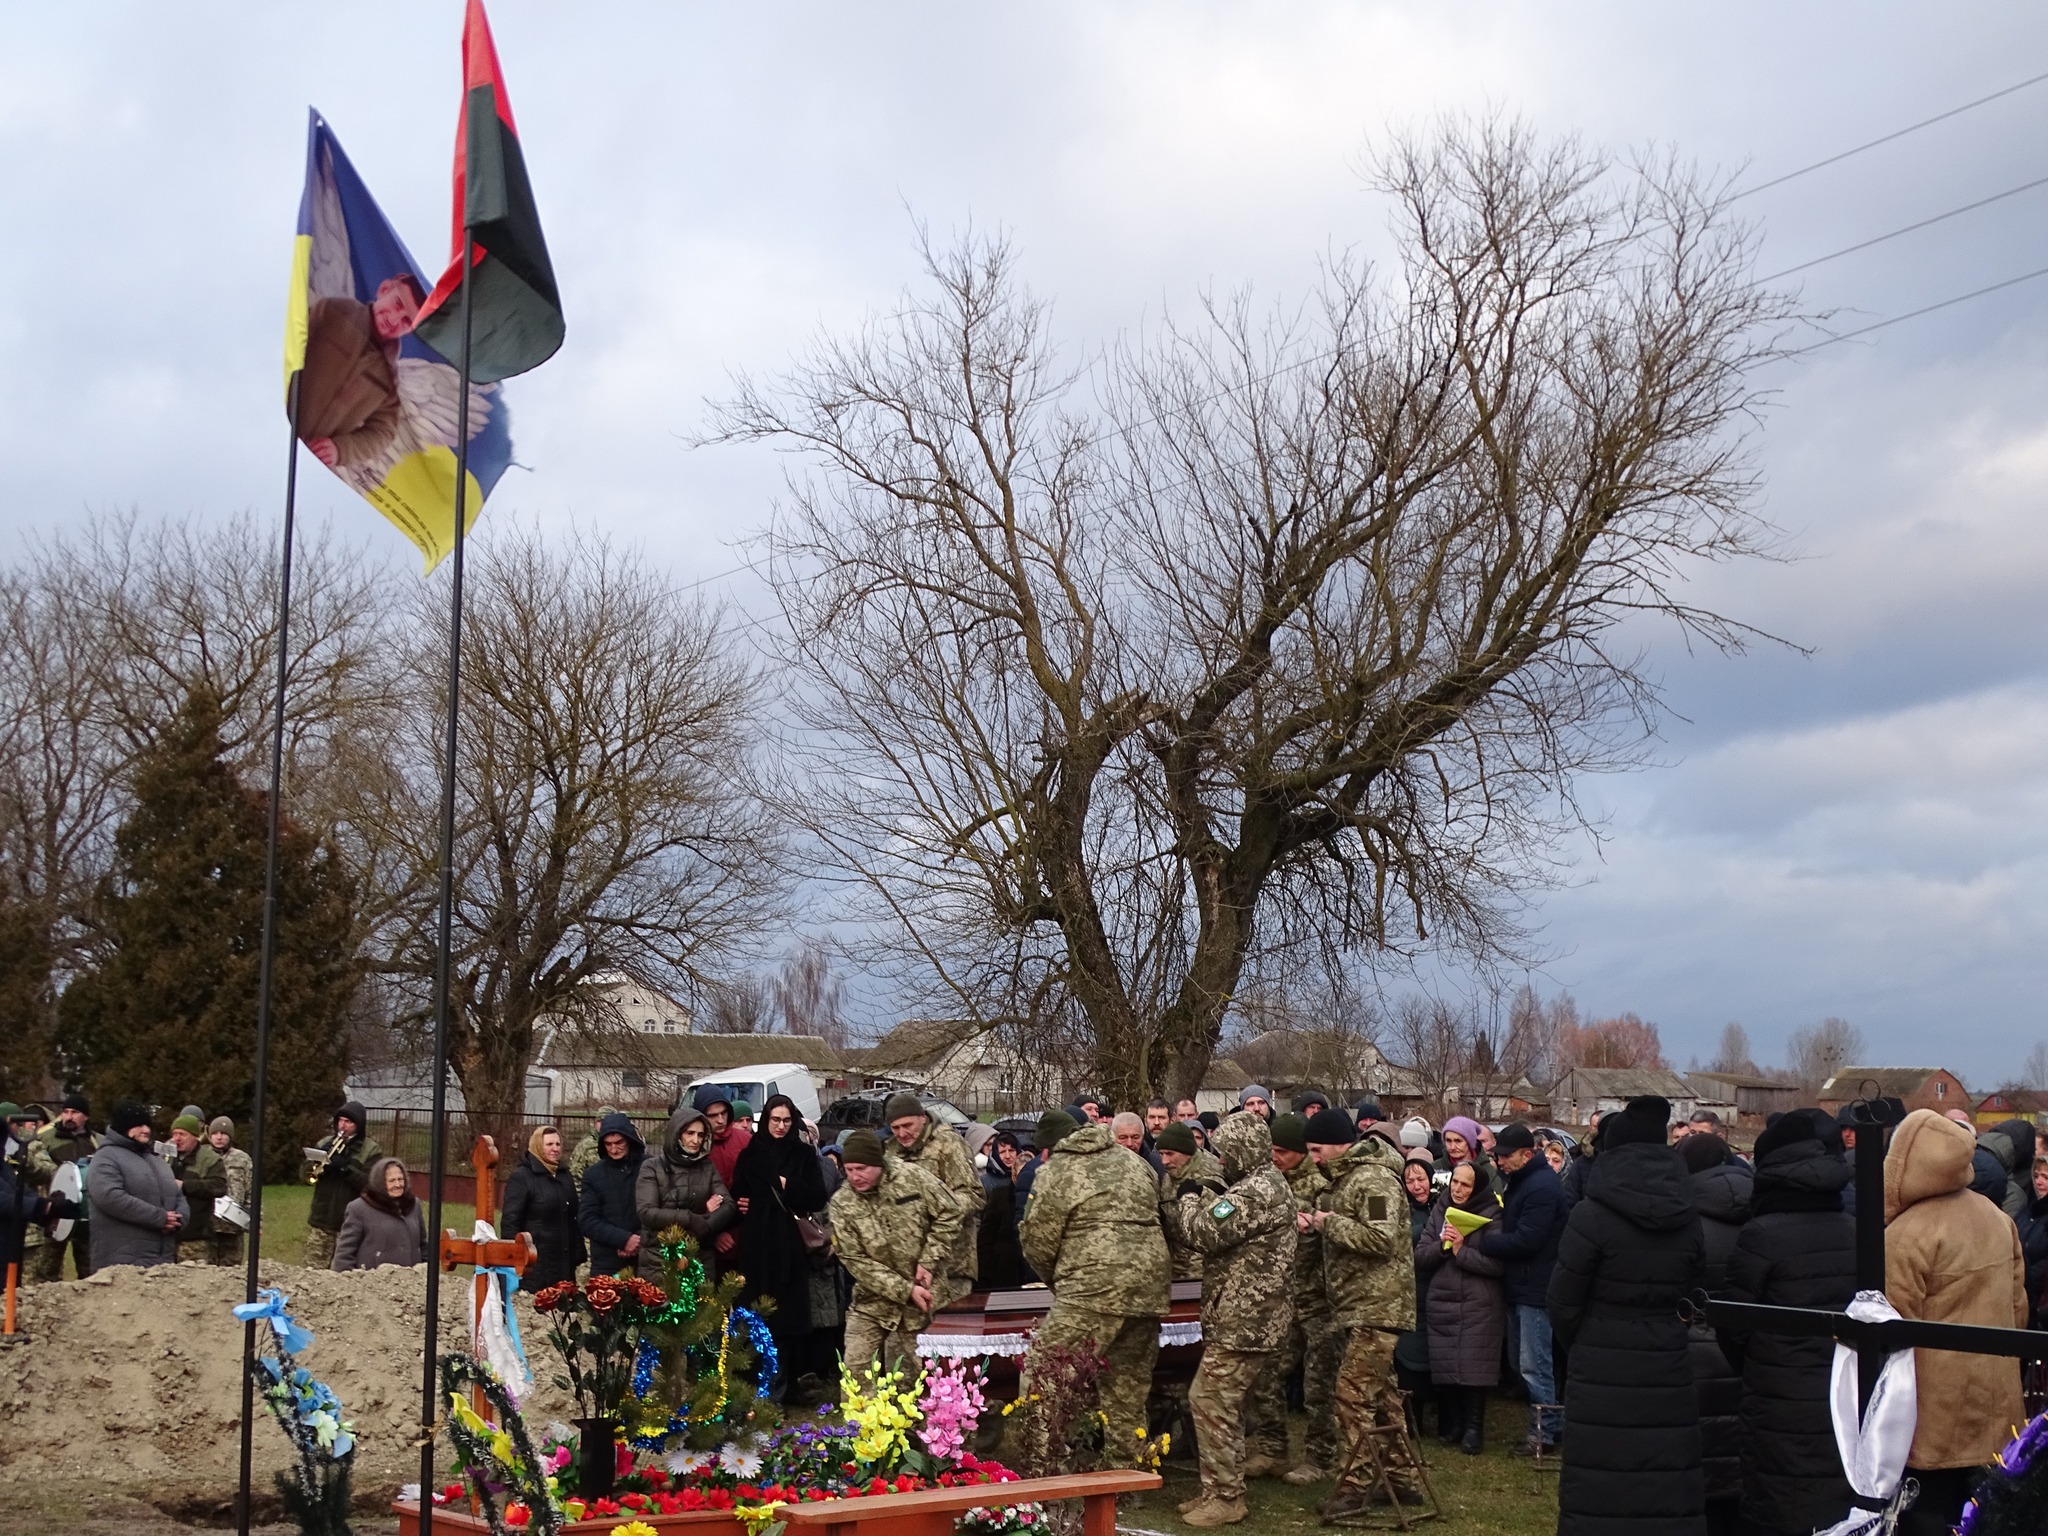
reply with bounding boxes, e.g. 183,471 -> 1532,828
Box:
884,1116 -> 984,1304
568,1106 -> 619,1184
1159,1147 -> 1226,1280
170,1139 -> 227,1262
829,1158 -> 964,1377
1019,1124 -> 1172,1466
210,1144 -> 254,1267
1247,1155 -> 1338,1471
17,1134 -> 55,1267
305,1127 -> 383,1270
1166,1114 -> 1297,1506
29,1122 -> 98,1281
1319,1133 -> 1422,1498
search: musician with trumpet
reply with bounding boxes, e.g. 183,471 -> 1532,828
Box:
304,1100 -> 381,1269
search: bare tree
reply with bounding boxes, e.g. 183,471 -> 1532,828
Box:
773,939 -> 848,1049
1504,982 -> 1576,1087
1787,1016 -> 1864,1094
354,529 -> 784,1146
1711,1021 -> 1757,1075
702,975 -> 773,1034
1386,995 -> 1471,1120
718,119 -> 1794,1104
1557,1013 -> 1668,1071
2024,1041 -> 2048,1093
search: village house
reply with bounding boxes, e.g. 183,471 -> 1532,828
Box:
534,1029 -> 855,1112
1547,1067 -> 1700,1129
1685,1070 -> 1803,1124
1817,1066 -> 1972,1119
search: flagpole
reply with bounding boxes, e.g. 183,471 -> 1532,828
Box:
419,228 -> 475,1536
237,370 -> 304,1536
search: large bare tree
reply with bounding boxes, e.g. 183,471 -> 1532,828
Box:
719,119 -> 1794,1104
354,529 -> 783,1144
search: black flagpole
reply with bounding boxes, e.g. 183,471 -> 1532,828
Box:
418,228 -> 476,1536
237,369 -> 304,1536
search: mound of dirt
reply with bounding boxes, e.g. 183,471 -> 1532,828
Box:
0,1259 -> 576,1503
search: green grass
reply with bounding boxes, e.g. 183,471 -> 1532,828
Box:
1120,1394 -> 1558,1536
252,1183 -> 476,1266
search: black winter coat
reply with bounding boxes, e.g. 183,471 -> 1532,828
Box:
1475,1155 -> 1569,1308
1415,1191 -> 1507,1386
2021,1191 -> 2048,1323
728,1120 -> 829,1341
1547,1141 -> 1707,1536
977,1170 -> 1023,1289
500,1152 -> 585,1290
1717,1135 -> 1856,1534
577,1112 -> 647,1276
1686,1160 -> 1752,1508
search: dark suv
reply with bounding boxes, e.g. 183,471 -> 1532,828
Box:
819,1089 -> 973,1140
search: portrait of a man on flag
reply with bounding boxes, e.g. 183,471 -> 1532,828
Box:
283,110 -> 512,571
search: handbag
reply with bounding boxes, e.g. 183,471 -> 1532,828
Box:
774,1183 -> 835,1270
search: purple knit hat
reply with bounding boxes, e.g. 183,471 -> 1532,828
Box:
1443,1115 -> 1485,1152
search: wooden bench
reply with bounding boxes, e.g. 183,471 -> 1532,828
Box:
394,1469 -> 1162,1536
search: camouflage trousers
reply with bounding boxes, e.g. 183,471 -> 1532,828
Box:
1022,1305 -> 1160,1469
1190,1345 -> 1271,1501
26,1224 -> 90,1282
1331,1325 -> 1423,1495
303,1226 -> 338,1270
1246,1302 -> 1338,1469
208,1232 -> 244,1268
842,1309 -> 920,1381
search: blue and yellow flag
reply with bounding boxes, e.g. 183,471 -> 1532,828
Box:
285,110 -> 512,572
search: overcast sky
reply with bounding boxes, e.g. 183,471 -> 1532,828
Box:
5,4 -> 2047,1084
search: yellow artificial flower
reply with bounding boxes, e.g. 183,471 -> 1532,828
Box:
610,1522 -> 660,1536
733,1500 -> 787,1536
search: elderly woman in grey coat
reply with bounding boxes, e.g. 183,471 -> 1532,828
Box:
333,1156 -> 428,1270
89,1101 -> 189,1269
1415,1160 -> 1508,1454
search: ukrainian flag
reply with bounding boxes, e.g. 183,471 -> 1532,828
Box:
286,110 -> 512,572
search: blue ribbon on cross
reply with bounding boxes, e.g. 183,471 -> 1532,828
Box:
233,1288 -> 314,1355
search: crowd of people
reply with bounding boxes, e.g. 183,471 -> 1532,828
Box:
6,1082 -> 2044,1535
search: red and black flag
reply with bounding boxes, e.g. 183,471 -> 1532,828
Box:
412,0 -> 563,383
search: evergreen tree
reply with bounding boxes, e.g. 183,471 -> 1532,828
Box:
0,896 -> 55,1103
59,687 -> 363,1173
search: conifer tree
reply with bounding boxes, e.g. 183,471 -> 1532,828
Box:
60,687 -> 363,1171
0,897 -> 55,1102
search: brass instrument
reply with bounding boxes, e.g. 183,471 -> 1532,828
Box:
306,1132 -> 347,1185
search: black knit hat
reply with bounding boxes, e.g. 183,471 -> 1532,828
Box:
61,1091 -> 89,1114
1305,1107 -> 1357,1146
1754,1108 -> 1830,1162
1271,1111 -> 1310,1155
1155,1121 -> 1198,1155
1600,1096 -> 1672,1149
109,1101 -> 151,1136
840,1129 -> 886,1166
1354,1099 -> 1386,1123
1678,1132 -> 1731,1172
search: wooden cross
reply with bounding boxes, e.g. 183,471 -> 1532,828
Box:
437,1135 -> 537,1428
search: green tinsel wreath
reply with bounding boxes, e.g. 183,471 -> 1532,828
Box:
437,1353 -> 565,1536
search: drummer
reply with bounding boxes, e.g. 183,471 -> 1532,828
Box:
206,1117 -> 255,1267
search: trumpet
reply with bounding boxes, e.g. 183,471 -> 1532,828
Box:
306,1132 -> 347,1185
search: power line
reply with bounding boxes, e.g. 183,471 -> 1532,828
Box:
1733,66 -> 2048,200
1760,171 -> 2048,281
1791,261 -> 2048,355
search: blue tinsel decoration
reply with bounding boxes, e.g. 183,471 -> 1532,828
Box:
631,1336 -> 659,1398
732,1307 -> 777,1386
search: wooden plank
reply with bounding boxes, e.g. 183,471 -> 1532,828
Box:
779,1470 -> 1161,1525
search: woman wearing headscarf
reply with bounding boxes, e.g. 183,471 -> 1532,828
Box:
333,1156 -> 429,1270
1678,1133 -> 1753,1536
1548,1095 -> 1706,1536
499,1126 -> 585,1290
1416,1161 -> 1508,1454
1439,1116 -> 1503,1199
1395,1148 -> 1443,1436
730,1093 -> 830,1392
634,1105 -> 737,1281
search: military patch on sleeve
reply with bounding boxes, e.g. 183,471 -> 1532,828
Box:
1367,1195 -> 1388,1222
1208,1197 -> 1236,1221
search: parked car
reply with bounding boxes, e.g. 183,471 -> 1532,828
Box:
674,1064 -> 821,1124
818,1088 -> 972,1140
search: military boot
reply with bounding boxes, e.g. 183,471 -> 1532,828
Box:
1282,1461 -> 1329,1486
1241,1451 -> 1289,1480
1182,1496 -> 1248,1528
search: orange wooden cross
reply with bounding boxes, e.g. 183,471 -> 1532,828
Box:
438,1135 -> 537,1429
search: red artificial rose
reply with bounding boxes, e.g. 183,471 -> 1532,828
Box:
505,1503 -> 530,1527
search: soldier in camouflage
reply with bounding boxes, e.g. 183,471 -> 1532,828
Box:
882,1091 -> 984,1304
1246,1110 -> 1339,1483
1164,1110 -> 1298,1527
830,1128 -> 966,1378
1307,1107 -> 1425,1522
1019,1108 -> 1172,1468
1154,1121 -> 1225,1279
568,1104 -> 620,1183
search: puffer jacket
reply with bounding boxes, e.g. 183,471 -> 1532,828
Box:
88,1134 -> 188,1269
634,1105 -> 736,1281
1996,1118 -> 2039,1219
1318,1132 -> 1416,1332
1548,1140 -> 1706,1536
1687,1158 -> 1753,1508
577,1111 -> 647,1276
1414,1186 -> 1506,1386
1886,1109 -> 2026,1470
1718,1119 -> 1856,1535
1165,1112 -> 1297,1352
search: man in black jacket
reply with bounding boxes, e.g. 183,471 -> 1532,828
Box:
1474,1121 -> 1569,1454
578,1110 -> 647,1276
306,1101 -> 381,1269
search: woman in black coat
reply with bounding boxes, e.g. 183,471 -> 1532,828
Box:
1547,1096 -> 1706,1536
1679,1135 -> 1753,1536
1717,1110 -> 1856,1536
1415,1161 -> 1507,1454
729,1093 -> 829,1389
499,1125 -> 585,1290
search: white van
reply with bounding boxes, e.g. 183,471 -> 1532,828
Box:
675,1064 -> 822,1126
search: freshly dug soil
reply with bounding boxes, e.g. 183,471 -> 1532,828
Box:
0,1258 -> 576,1510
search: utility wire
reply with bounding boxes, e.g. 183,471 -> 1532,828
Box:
1760,171 -> 2048,281
1791,261 -> 2048,355
1734,66 -> 2048,200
